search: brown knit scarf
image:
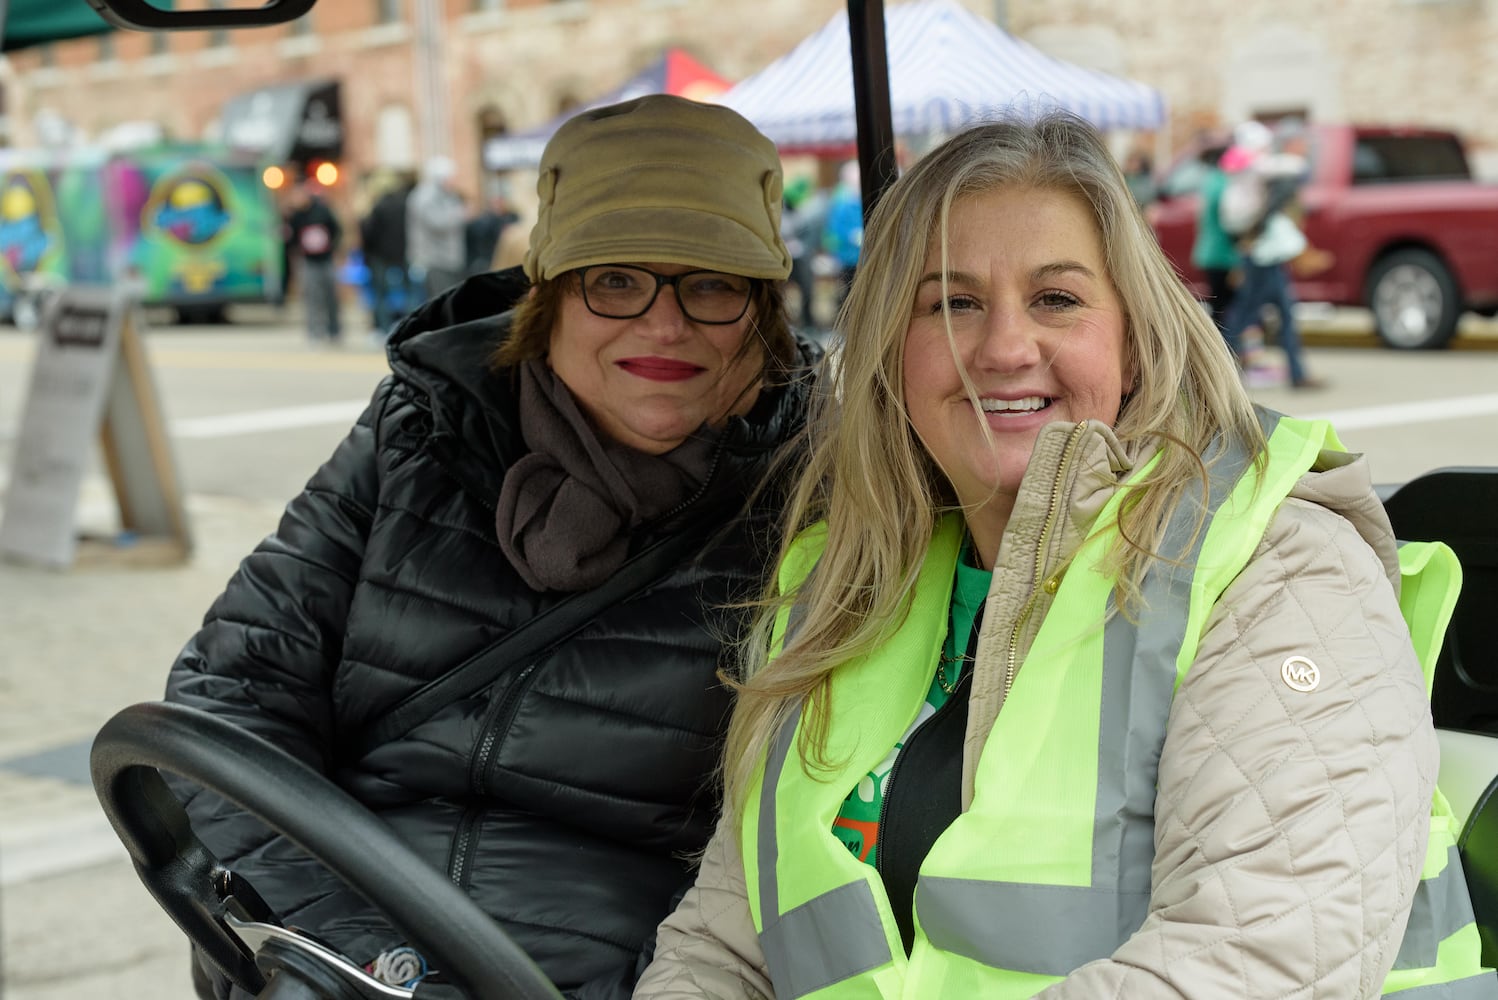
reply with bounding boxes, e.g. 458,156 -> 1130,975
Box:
495,359 -> 718,592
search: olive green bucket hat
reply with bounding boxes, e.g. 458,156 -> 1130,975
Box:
523,94 -> 792,283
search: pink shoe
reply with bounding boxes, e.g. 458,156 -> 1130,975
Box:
1243,364 -> 1286,389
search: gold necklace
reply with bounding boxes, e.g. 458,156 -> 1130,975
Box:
940,548 -> 984,695
937,649 -> 966,695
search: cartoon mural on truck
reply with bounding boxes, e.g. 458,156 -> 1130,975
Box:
0,167 -> 68,292
0,145 -> 281,321
132,156 -> 278,301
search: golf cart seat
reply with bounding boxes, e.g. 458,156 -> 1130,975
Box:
1439,729 -> 1498,969
1384,468 -> 1498,733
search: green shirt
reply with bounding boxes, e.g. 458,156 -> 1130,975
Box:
831,544 -> 992,866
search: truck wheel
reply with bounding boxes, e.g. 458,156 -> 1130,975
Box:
1368,249 -> 1460,350
176,304 -> 228,325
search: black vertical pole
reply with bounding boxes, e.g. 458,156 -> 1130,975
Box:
847,0 -> 897,223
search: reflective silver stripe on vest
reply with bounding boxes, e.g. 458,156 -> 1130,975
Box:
919,428 -> 1258,975
758,709 -> 799,923
1383,971 -> 1498,998
761,880 -> 894,998
916,877 -> 1150,977
1394,847 -> 1478,971
759,706 -> 896,998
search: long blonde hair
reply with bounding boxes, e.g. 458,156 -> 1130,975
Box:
722,112 -> 1264,811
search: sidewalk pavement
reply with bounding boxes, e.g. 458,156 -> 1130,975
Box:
0,302 -> 396,997
0,479 -> 289,997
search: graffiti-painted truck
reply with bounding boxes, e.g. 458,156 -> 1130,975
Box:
0,142 -> 282,326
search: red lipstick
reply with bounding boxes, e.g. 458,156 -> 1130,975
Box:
618,357 -> 705,382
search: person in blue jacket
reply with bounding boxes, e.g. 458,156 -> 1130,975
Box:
822,160 -> 864,318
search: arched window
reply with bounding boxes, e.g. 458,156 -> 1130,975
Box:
375,104 -> 416,171
476,104 -> 509,197
477,105 -> 508,152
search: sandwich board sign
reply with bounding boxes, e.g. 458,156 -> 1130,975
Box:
0,285 -> 192,568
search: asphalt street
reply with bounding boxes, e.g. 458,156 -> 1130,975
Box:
1,303 -> 1497,998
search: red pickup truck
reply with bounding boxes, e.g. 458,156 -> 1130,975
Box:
1147,124 -> 1498,349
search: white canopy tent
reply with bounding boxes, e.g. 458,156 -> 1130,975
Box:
719,0 -> 1166,151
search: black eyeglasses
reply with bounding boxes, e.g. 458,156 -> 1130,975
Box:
576,265 -> 755,325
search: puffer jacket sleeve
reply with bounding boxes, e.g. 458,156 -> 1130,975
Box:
164,377 -> 390,870
633,815 -> 773,999
1040,496 -> 1438,998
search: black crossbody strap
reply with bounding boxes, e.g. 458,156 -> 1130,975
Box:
351,523 -> 711,758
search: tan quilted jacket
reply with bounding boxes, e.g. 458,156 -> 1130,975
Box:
634,419 -> 1436,1000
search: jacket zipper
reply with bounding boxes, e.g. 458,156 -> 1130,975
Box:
874,669 -> 969,877
1001,422 -> 1088,705
447,805 -> 483,891
469,660 -> 540,794
638,427 -> 730,533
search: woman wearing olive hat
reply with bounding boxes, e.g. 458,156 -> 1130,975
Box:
166,94 -> 817,999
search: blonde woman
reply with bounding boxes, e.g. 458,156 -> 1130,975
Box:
634,114 -> 1488,999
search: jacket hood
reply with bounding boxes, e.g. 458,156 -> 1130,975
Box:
386,266 -> 530,401
384,267 -> 532,474
1287,442 -> 1404,590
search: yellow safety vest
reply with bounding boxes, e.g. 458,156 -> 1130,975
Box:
742,414 -> 1490,999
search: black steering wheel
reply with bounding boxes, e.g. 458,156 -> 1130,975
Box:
90,701 -> 564,1000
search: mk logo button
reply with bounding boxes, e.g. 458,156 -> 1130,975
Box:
1281,656 -> 1321,692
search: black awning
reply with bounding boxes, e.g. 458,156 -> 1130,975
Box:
216,78 -> 343,164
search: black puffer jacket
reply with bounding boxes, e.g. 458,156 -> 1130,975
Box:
167,269 -> 815,998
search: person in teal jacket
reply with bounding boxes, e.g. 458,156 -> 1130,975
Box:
1190,139 -> 1242,348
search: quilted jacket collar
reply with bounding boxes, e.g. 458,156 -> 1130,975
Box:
962,416 -> 1399,806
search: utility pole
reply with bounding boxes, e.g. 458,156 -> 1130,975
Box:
412,0 -> 451,161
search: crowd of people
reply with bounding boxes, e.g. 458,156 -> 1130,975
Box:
278,111 -> 1328,394
278,156 -> 521,346
281,142 -> 876,352
169,94 -> 1488,1000
777,161 -> 864,334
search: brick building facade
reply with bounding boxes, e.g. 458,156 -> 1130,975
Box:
3,0 -> 1496,222
1007,0 -> 1498,178
0,0 -> 857,221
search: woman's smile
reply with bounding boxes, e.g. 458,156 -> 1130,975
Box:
974,394 -> 1057,429
617,356 -> 709,382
